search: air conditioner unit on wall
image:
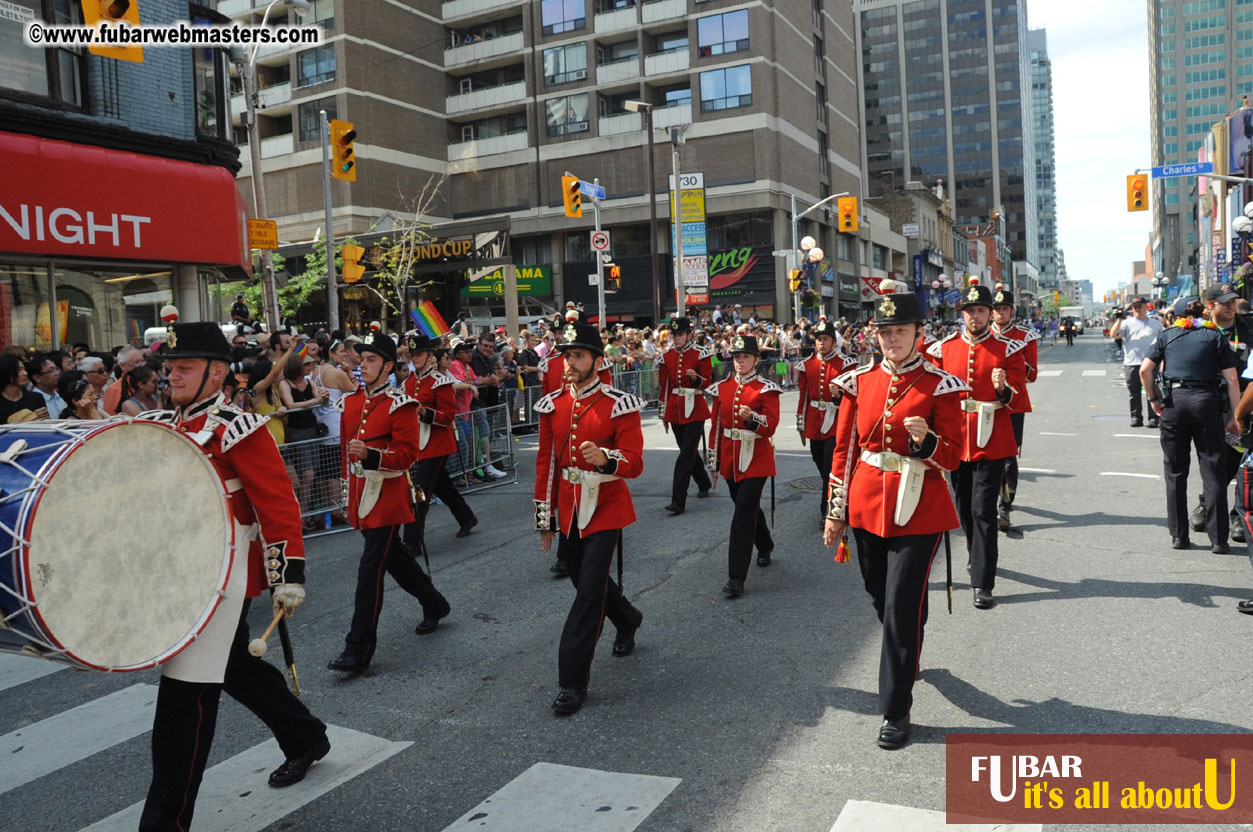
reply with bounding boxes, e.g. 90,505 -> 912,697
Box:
572,69 -> 587,80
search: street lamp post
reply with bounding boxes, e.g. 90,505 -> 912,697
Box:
623,100 -> 661,324
669,125 -> 688,315
790,191 -> 847,323
234,0 -> 310,332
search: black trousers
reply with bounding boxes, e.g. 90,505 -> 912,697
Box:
141,600 -> 327,832
1236,458 -> 1253,561
950,458 -> 1006,591
1126,366 -> 1145,423
669,420 -> 711,508
1000,413 -> 1026,509
851,529 -> 942,720
1160,387 -> 1228,543
403,454 -> 476,552
810,436 -> 836,502
556,527 -> 638,690
345,524 -> 449,664
726,476 -> 773,580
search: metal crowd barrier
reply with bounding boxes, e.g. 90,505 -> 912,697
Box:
507,367 -> 663,431
276,401 -> 517,537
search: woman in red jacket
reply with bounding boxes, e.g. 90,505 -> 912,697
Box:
823,291 -> 967,750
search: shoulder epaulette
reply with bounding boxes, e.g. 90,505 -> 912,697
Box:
431,373 -> 456,389
926,338 -> 946,359
996,334 -> 1028,356
1021,327 -> 1040,343
136,409 -> 176,425
706,379 -> 724,396
385,388 -> 418,413
537,354 -> 555,375
759,379 -> 783,394
219,410 -> 272,451
604,386 -> 647,417
533,390 -> 560,414
834,363 -> 874,396
922,363 -> 972,395
698,344 -> 715,360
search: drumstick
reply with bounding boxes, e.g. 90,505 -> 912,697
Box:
247,608 -> 285,657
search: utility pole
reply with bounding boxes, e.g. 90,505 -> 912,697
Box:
243,61 -> 281,331
593,177 -> 606,325
320,109 -> 338,332
670,127 -> 688,315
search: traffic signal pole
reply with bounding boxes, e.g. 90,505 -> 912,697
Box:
320,110 -> 339,332
244,61 -> 281,331
593,178 -> 606,326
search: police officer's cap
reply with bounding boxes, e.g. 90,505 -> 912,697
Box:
1173,296 -> 1199,316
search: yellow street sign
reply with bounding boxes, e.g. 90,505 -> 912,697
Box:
247,219 -> 278,250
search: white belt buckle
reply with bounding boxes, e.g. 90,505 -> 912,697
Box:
881,453 -> 901,472
350,461 -> 366,478
730,429 -> 743,441
565,468 -> 583,484
962,398 -> 978,413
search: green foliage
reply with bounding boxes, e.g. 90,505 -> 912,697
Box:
209,243 -> 359,321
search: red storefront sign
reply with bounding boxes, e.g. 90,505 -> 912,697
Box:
0,130 -> 251,271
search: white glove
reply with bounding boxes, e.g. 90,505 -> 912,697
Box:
273,583 -> 305,618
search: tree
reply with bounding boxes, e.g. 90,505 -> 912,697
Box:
357,175 -> 448,330
209,241 -> 359,325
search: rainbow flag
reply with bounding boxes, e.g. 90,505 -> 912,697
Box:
294,341 -> 309,358
411,300 -> 450,338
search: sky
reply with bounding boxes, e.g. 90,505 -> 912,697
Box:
1029,0 -> 1154,299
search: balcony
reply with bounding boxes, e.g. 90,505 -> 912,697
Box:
644,48 -> 689,76
447,131 -> 529,161
594,6 -> 638,33
230,80 -> 293,118
641,0 -> 685,24
216,0 -> 255,17
442,0 -> 523,19
598,111 -> 642,136
447,81 -> 526,115
596,58 -> 639,84
653,101 -> 691,129
254,41 -> 295,65
445,31 -> 524,68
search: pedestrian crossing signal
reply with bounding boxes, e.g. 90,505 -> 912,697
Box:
562,175 -> 582,218
605,264 -> 621,292
789,270 -> 802,292
341,244 -> 365,283
837,197 -> 859,232
80,0 -> 144,62
1126,174 -> 1147,212
330,120 -> 357,182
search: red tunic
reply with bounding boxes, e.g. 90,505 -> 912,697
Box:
926,330 -> 1028,461
533,379 -> 646,536
992,322 -> 1039,414
657,343 -> 714,424
339,384 -> 419,529
827,354 -> 965,537
538,351 -> 613,396
796,349 -> 857,440
141,394 -> 306,597
403,369 -> 459,459
707,373 -> 782,480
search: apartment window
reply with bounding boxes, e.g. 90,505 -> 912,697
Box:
1163,39 -> 1176,52
297,45 -> 335,87
1162,90 -> 1177,103
1163,141 -> 1179,155
699,64 -> 752,112
298,98 -> 336,142
1181,0 -> 1225,12
541,0 -> 585,36
696,10 -> 749,57
873,245 -> 886,269
1160,56 -> 1176,70
1162,3 -> 1176,15
1184,67 -> 1225,82
1184,50 -> 1224,65
817,131 -> 828,176
657,82 -> 691,106
656,30 -> 689,53
1162,108 -> 1178,120
1166,193 -> 1181,205
543,43 -> 587,85
1161,73 -> 1176,85
0,0 -> 87,108
545,93 -> 589,136
1161,22 -> 1176,36
599,90 -> 634,117
303,0 -> 334,30
506,110 -> 527,133
191,28 -> 230,140
600,40 -> 638,63
836,235 -> 851,260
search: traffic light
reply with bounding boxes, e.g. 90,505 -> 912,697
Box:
80,0 -> 144,62
330,120 -> 357,182
837,197 -> 859,232
562,175 -> 582,218
340,244 -> 365,283
789,269 -> 802,292
605,264 -> 621,292
1126,174 -> 1147,212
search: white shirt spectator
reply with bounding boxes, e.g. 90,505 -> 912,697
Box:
1121,316 -> 1164,366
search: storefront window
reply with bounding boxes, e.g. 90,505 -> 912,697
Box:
53,266 -> 173,350
0,264 -> 53,350
706,212 -> 773,251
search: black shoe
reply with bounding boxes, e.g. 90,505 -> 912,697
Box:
415,602 -> 450,634
1237,599 -> 1253,615
327,653 -> 367,674
1233,526 -> 1246,543
456,516 -> 479,538
1130,420 -> 1144,428
1171,536 -> 1191,550
877,716 -> 911,750
1147,419 -> 1160,428
268,734 -> 331,787
722,578 -> 744,598
550,559 -> 568,577
1190,500 -> 1207,533
696,488 -> 711,498
664,503 -> 684,515
1212,542 -> 1231,554
612,609 -> 643,657
973,588 -> 996,610
551,687 -> 587,715
756,548 -> 773,567
997,507 -> 1010,532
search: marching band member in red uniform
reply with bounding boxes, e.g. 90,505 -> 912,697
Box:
657,316 -> 714,514
823,292 -> 966,750
403,333 -> 479,553
534,323 -> 646,715
707,334 -> 782,596
796,318 -> 857,520
140,323 -> 328,831
329,331 -> 450,675
991,286 -> 1039,529
927,282 -> 1028,610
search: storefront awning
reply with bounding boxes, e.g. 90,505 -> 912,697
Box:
0,130 -> 251,272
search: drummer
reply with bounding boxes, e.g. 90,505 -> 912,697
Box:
139,322 -> 329,832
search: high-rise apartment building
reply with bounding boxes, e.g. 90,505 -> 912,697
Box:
855,0 -> 1038,276
222,0 -> 864,327
1029,28 -> 1058,290
1148,0 -> 1252,281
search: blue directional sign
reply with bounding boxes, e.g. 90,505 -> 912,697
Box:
1151,162 -> 1214,178
578,180 -> 606,200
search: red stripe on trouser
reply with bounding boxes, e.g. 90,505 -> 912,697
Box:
908,534 -> 944,711
175,687 -> 212,832
364,527 -> 397,662
1243,467 -> 1252,539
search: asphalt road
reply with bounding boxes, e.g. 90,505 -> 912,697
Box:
3,332 -> 1251,831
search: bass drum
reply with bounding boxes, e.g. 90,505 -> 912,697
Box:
0,419 -> 234,671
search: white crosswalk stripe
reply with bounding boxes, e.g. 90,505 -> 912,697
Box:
1037,369 -> 1063,377
80,724 -> 410,832
830,799 -> 1042,831
1081,369 -> 1106,377
0,653 -> 67,693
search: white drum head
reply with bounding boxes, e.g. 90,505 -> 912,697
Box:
26,421 -> 232,670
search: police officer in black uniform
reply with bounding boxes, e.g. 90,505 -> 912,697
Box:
1140,297 -> 1242,552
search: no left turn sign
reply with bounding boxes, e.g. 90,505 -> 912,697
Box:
590,230 -> 610,252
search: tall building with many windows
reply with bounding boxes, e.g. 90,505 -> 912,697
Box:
1029,28 -> 1058,290
1149,0 -> 1253,281
222,0 -> 865,328
855,0 -> 1038,273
